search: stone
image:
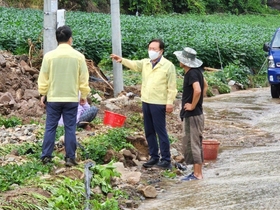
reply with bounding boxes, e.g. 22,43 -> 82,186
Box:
141,185 -> 158,198
23,89 -> 40,100
0,54 -> 6,67
0,92 -> 15,105
122,149 -> 134,159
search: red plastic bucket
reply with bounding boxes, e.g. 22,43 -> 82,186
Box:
202,139 -> 220,160
103,110 -> 126,127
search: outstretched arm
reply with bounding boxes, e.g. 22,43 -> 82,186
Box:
110,54 -> 122,63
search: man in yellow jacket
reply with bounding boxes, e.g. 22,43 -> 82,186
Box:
38,25 -> 90,167
111,39 -> 177,170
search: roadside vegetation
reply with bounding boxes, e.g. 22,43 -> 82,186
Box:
0,116 -> 139,209
0,7 -> 278,94
3,0 -> 277,15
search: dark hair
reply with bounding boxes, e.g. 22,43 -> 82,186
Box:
148,38 -> 165,50
56,25 -> 72,43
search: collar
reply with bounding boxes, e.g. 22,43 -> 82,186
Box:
150,56 -> 162,68
57,43 -> 72,48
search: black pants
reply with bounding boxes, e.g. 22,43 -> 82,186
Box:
142,102 -> 170,162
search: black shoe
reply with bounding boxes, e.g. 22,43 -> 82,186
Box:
143,158 -> 159,168
65,158 -> 78,167
174,162 -> 187,171
154,160 -> 172,170
41,156 -> 52,165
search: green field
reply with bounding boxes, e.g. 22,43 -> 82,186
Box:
0,7 -> 279,71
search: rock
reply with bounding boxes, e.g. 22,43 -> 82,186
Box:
141,185 -> 158,198
107,193 -> 114,199
0,92 -> 15,105
93,93 -> 102,101
20,60 -> 39,75
113,162 -> 142,184
125,200 -> 134,208
125,172 -> 141,184
23,89 -> 40,100
55,168 -> 66,175
104,149 -> 115,163
104,102 -> 121,110
92,186 -> 102,194
10,149 -> 19,156
122,149 -> 134,159
0,54 -> 6,67
228,80 -> 235,86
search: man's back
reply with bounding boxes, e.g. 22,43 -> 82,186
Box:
38,44 -> 89,102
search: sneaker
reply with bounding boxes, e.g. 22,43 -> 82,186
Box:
41,156 -> 52,165
181,172 -> 199,181
143,158 -> 159,168
154,160 -> 172,170
65,158 -> 78,167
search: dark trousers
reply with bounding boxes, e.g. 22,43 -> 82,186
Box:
142,102 -> 171,162
41,102 -> 78,159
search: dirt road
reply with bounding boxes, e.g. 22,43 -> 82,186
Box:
137,87 -> 280,209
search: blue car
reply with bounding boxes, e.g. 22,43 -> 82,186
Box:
263,27 -> 280,98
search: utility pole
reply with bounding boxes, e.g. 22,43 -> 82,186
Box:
43,0 -> 58,55
110,0 -> 124,97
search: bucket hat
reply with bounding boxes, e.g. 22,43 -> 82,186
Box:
173,47 -> 203,68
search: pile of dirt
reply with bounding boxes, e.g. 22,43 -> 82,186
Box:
0,51 -> 142,122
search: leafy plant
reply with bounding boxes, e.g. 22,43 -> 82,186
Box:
123,70 -> 142,86
42,177 -> 85,210
0,115 -> 22,128
161,169 -> 177,178
80,128 -> 133,164
223,61 -> 252,89
124,112 -> 144,131
169,135 -> 178,145
204,71 -> 230,96
0,161 -> 51,191
91,198 -> 119,210
91,162 -> 121,193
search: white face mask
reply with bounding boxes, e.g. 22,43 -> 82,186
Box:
148,50 -> 160,60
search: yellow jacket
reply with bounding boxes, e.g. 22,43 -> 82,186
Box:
121,56 -> 177,105
38,44 -> 90,101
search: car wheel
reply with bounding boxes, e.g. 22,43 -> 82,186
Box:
271,85 -> 280,98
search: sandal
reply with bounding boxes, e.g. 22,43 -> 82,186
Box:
181,172 -> 199,181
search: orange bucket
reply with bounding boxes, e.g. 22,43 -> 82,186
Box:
103,110 -> 126,127
202,139 -> 220,160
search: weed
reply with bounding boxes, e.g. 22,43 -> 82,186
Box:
169,135 -> 178,145
0,115 -> 22,128
55,126 -> 65,141
91,162 -> 121,193
125,112 -> 144,131
80,128 -> 133,164
0,160 -> 51,191
161,170 -> 177,179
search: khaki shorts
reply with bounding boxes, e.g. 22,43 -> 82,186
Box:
182,114 -> 204,164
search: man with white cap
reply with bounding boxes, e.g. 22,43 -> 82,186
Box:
173,47 -> 208,181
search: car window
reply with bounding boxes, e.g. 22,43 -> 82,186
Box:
272,31 -> 280,48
